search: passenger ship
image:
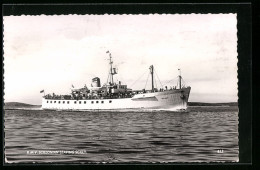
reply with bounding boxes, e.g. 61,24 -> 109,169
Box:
41,51 -> 191,111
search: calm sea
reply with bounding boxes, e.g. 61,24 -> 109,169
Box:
4,106 -> 238,164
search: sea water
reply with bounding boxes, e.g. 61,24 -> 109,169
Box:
4,106 -> 238,164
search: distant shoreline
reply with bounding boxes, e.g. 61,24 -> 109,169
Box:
4,102 -> 41,110
4,101 -> 238,110
188,102 -> 237,107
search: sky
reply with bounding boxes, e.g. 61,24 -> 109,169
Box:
3,14 -> 237,105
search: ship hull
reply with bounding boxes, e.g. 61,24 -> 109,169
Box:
42,87 -> 191,111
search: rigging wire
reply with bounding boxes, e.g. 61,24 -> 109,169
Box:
175,77 -> 186,88
106,67 -> 110,84
144,72 -> 150,89
154,69 -> 163,89
154,75 -> 158,89
129,70 -> 147,88
163,76 -> 178,86
181,77 -> 186,87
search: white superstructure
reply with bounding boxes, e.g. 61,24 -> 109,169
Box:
42,87 -> 191,110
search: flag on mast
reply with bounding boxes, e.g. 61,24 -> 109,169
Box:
72,84 -> 74,88
40,90 -> 44,93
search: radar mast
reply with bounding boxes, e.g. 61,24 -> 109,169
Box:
106,51 -> 117,85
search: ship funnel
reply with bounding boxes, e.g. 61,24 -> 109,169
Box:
92,77 -> 101,87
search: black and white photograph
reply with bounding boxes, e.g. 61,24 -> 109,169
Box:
3,9 -> 241,164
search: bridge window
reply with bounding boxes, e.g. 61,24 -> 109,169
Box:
84,101 -> 86,104
96,101 -> 99,103
74,101 -> 77,104
58,101 -> 60,104
91,101 -> 94,104
67,101 -> 69,104
109,100 -> 112,103
79,101 -> 81,104
101,101 -> 104,104
47,101 -> 48,103
54,101 -> 56,103
50,101 -> 52,103
63,101 -> 65,104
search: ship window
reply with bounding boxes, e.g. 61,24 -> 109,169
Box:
79,101 -> 81,104
67,101 -> 69,104
58,101 -> 60,104
50,101 -> 52,103
47,101 -> 48,103
84,101 -> 86,104
63,101 -> 65,104
91,101 -> 94,104
101,101 -> 104,104
54,101 -> 56,103
109,100 -> 112,103
96,101 -> 99,103
74,101 -> 77,104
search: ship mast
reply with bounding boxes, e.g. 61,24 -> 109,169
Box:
109,53 -> 113,84
106,51 -> 117,85
150,65 -> 154,92
178,68 -> 182,89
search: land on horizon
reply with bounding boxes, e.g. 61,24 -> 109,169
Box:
4,102 -> 41,109
4,101 -> 238,110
